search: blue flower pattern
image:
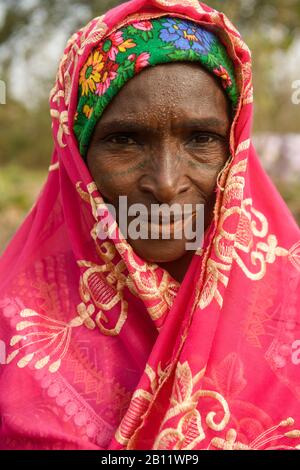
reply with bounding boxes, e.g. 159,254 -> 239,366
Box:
159,18 -> 215,54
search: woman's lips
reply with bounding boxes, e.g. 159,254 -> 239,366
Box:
140,212 -> 197,238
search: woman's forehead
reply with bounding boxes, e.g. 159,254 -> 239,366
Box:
98,63 -> 230,125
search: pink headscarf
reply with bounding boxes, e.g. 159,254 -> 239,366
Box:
0,0 -> 300,450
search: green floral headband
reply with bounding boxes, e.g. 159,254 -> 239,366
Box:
74,16 -> 239,156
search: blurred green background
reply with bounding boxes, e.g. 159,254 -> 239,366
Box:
0,0 -> 300,253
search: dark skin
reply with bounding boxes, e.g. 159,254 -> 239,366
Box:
87,63 -> 231,283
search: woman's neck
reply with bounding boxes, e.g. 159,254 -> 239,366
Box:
158,250 -> 195,284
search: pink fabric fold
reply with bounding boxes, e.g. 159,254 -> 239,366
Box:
0,0 -> 299,450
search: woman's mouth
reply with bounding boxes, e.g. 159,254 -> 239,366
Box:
138,212 -> 198,239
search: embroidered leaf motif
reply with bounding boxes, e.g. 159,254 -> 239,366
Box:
6,350 -> 19,364
10,335 -> 23,346
35,355 -> 50,369
154,429 -> 181,450
16,321 -> 36,331
145,364 -> 157,394
118,391 -> 152,442
180,409 -> 205,448
172,361 -> 193,404
210,353 -> 247,399
199,267 -> 218,309
20,309 -> 39,318
49,359 -> 61,373
17,352 -> 35,368
68,317 -> 84,327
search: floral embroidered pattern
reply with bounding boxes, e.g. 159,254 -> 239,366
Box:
102,31 -> 136,60
131,20 -> 153,31
128,52 -> 151,73
213,65 -> 232,89
159,18 -> 214,53
79,49 -> 105,95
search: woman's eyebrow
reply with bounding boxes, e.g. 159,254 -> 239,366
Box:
98,119 -> 149,134
172,117 -> 228,132
98,116 -> 228,134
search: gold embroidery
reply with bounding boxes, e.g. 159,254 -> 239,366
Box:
246,417 -> 300,450
49,16 -> 108,148
7,308 -> 84,373
235,138 -> 250,155
198,158 -> 300,310
154,0 -> 205,11
79,16 -> 109,49
116,362 -> 171,446
222,15 -> 241,37
50,110 -> 70,148
197,159 -> 246,308
211,428 -> 250,450
149,361 -> 300,450
198,259 -> 230,309
153,362 -> 231,449
241,61 -> 253,105
233,199 -> 298,280
48,162 -> 59,172
77,251 -> 129,336
154,410 -> 205,450
117,242 -> 179,323
49,41 -> 81,107
50,15 -> 107,107
115,389 -> 153,446
289,241 -> 300,271
243,92 -> 254,105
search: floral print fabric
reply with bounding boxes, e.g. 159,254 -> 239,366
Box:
74,16 -> 238,156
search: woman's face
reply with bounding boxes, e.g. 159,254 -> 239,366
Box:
87,62 -> 231,264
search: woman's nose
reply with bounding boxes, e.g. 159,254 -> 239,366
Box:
139,145 -> 190,203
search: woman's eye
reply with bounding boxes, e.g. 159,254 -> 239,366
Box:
188,134 -> 218,146
106,135 -> 137,145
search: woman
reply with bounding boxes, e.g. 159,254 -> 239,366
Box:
0,0 -> 300,450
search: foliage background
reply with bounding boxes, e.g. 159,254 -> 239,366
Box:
0,0 -> 299,252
